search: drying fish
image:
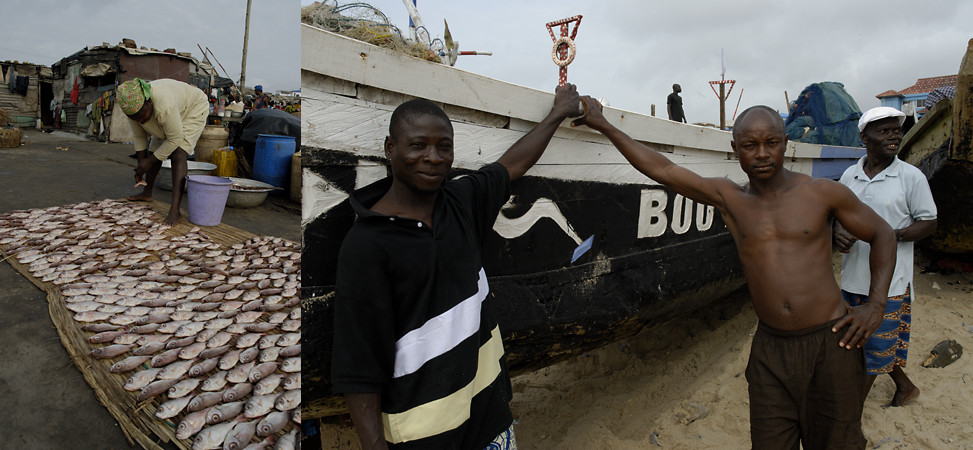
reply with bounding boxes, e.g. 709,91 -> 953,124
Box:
123,367 -> 162,391
241,300 -> 264,312
74,311 -> 113,322
205,400 -> 245,425
205,318 -> 233,330
279,320 -> 300,332
219,349 -> 243,371
113,333 -> 142,345
87,329 -> 129,344
176,410 -> 208,440
219,301 -> 244,312
81,323 -> 121,333
89,344 -> 133,359
278,344 -> 300,358
168,377 -> 203,398
291,409 -> 300,425
225,323 -> 249,334
129,323 -> 161,334
132,340 -> 167,356
158,359 -> 196,380
245,323 -> 276,333
176,321 -> 206,337
201,370 -> 229,392
280,357 -> 299,374
198,345 -> 231,360
256,411 -> 289,437
276,333 -> 299,348
188,391 -> 225,412
109,314 -> 140,326
244,394 -> 279,418
247,362 -> 278,383
253,374 -> 284,397
234,311 -> 263,324
275,428 -> 298,450
227,361 -> 256,384
137,378 -> 180,401
170,311 -> 196,322
259,347 -> 281,363
66,301 -> 102,313
179,342 -> 208,360
195,328 -> 219,343
205,331 -> 233,349
192,311 -> 219,322
155,395 -> 192,420
166,335 -> 197,349
137,313 -> 172,325
222,382 -> 253,403
192,419 -> 238,450
267,312 -> 288,324
151,348 -> 182,367
223,420 -> 257,450
238,347 -> 260,365
257,334 -> 281,350
136,334 -> 170,346
274,390 -> 299,412
281,373 -> 300,391
236,333 -> 263,349
188,357 -> 220,377
110,355 -> 150,373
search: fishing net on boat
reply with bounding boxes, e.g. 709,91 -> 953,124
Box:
785,81 -> 862,147
301,1 -> 442,62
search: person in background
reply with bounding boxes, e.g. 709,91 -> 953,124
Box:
834,106 -> 938,408
667,83 -> 686,123
117,78 -> 208,225
253,85 -> 268,110
332,84 -> 582,450
574,98 -> 896,449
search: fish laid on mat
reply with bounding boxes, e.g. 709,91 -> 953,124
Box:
222,419 -> 257,450
156,395 -> 193,420
255,411 -> 289,437
244,394 -> 279,418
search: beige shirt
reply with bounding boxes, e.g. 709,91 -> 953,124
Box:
128,78 -> 209,160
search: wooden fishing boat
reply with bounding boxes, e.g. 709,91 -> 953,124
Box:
897,39 -> 973,253
300,24 -> 865,418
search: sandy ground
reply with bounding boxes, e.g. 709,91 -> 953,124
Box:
320,259 -> 973,449
510,263 -> 973,450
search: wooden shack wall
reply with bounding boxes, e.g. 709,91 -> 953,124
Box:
0,63 -> 44,127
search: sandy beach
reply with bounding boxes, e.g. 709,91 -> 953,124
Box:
510,260 -> 973,449
320,258 -> 973,449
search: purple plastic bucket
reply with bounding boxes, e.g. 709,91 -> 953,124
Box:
186,175 -> 232,226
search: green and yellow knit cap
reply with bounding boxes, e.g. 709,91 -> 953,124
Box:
116,78 -> 152,116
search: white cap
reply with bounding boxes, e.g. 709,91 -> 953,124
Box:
858,106 -> 905,132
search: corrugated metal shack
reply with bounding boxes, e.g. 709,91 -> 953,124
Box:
0,61 -> 53,127
51,39 -> 226,142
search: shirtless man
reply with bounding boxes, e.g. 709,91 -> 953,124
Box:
573,100 -> 896,449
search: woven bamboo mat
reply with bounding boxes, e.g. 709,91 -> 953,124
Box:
0,199 -> 297,449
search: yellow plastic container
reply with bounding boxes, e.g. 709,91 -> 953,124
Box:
212,146 -> 238,177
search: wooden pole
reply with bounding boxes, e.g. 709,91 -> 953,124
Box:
240,0 -> 252,90
720,83 -> 726,130
651,104 -> 655,117
784,91 -> 790,113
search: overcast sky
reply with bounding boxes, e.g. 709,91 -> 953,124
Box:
0,0 -> 299,92
305,0 -> 971,125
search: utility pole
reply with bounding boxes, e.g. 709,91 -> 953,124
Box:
240,0 -> 252,90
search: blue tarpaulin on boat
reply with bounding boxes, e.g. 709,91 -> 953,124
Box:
785,81 -> 862,147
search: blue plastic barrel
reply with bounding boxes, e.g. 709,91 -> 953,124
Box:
253,134 -> 296,190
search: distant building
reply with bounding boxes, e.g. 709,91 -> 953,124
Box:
49,38 -> 231,141
876,74 -> 957,114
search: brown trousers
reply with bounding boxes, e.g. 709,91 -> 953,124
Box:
746,319 -> 867,450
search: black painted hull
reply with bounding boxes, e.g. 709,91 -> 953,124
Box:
302,149 -> 745,417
